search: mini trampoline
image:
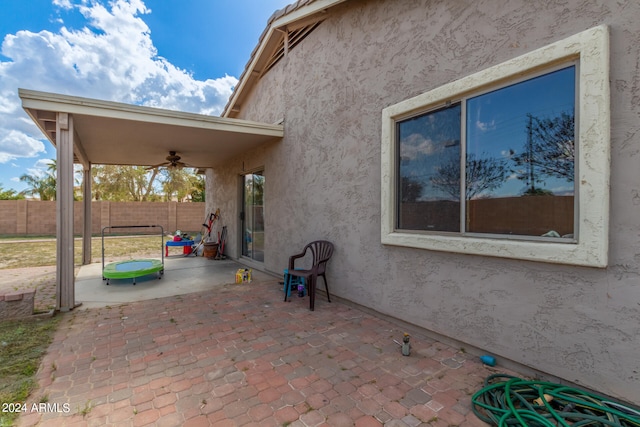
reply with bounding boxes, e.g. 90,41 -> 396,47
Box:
102,225 -> 165,285
103,259 -> 164,285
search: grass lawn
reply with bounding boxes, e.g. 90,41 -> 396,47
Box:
0,235 -> 171,269
0,316 -> 62,426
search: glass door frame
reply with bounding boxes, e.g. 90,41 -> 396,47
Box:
240,170 -> 265,263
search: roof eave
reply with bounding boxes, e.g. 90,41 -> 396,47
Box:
20,88 -> 283,136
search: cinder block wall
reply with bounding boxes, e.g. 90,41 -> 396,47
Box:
0,201 -> 205,236
176,203 -> 208,233
0,201 -> 19,235
26,201 -> 57,235
109,202 -> 169,229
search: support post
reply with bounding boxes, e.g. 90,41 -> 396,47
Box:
82,165 -> 92,265
56,113 -> 75,311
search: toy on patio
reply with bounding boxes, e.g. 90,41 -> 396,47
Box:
283,268 -> 306,299
165,229 -> 195,256
235,268 -> 252,284
480,354 -> 496,366
101,225 -> 165,285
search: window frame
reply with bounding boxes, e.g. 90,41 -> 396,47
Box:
381,25 -> 610,267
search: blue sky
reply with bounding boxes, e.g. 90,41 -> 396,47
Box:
0,0 -> 292,193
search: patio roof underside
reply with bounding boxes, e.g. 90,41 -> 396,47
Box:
20,89 -> 284,170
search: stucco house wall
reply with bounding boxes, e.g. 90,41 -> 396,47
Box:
207,0 -> 640,403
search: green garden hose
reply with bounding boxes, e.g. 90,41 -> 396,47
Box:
472,374 -> 640,427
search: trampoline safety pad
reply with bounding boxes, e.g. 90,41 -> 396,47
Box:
103,259 -> 164,285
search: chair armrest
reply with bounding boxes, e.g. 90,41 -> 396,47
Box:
288,248 -> 308,270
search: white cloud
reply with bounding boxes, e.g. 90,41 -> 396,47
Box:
24,159 -> 57,179
52,0 -> 73,9
476,119 -> 496,132
34,158 -> 55,168
0,130 -> 46,162
400,133 -> 438,160
0,0 -> 238,164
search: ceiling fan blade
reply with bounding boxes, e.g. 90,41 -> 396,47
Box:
145,161 -> 169,170
145,152 -> 193,170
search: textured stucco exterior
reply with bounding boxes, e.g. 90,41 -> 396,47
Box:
207,0 -> 640,403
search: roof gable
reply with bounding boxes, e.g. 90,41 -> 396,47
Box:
223,0 -> 349,118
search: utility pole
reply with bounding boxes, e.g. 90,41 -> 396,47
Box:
527,113 -> 535,193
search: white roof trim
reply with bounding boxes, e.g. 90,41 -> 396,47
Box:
20,89 -> 283,137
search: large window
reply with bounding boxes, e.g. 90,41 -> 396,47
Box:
397,66 -> 576,239
381,26 -> 610,267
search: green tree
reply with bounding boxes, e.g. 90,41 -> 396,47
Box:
17,161 -> 204,202
92,165 -> 161,201
91,165 -> 202,202
243,173 -> 264,206
0,184 -> 24,200
19,160 -> 87,200
189,174 -> 205,202
160,168 -> 201,202
19,162 -> 56,201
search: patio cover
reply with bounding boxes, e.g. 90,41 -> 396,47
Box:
18,88 -> 284,311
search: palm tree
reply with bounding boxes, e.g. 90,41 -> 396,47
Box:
19,160 -> 57,200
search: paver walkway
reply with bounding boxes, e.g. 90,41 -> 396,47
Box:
17,277 -> 506,426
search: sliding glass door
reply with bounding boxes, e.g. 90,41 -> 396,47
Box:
241,172 -> 264,262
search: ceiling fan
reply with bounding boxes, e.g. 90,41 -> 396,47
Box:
146,151 -> 187,170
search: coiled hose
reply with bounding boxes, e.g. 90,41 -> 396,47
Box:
472,374 -> 640,427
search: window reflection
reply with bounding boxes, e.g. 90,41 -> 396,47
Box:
397,103 -> 461,232
465,66 -> 575,236
396,66 -> 576,238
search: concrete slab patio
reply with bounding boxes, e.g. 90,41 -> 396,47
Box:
15,258 -> 514,427
75,256 -> 268,309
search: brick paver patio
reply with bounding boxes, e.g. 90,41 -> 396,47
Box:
17,277 -> 506,426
